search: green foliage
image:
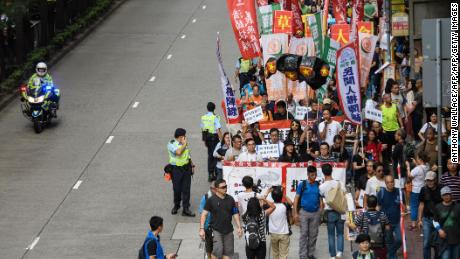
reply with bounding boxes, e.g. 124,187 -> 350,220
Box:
1,0 -> 116,95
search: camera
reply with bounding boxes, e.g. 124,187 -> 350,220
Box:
252,179 -> 262,193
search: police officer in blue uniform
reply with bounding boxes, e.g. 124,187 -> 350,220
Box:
168,128 -> 195,217
201,102 -> 222,182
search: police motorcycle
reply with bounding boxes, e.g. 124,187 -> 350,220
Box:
19,80 -> 56,134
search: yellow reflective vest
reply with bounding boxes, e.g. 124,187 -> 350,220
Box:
201,114 -> 218,134
168,140 -> 190,166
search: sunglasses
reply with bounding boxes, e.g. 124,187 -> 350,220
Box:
218,185 -> 228,189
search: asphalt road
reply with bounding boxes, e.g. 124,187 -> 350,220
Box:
0,0 -> 239,257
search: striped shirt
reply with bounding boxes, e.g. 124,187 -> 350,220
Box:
242,211 -> 267,242
354,210 -> 390,233
315,155 -> 338,163
441,172 -> 460,202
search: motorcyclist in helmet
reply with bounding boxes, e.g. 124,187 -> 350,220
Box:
22,62 -> 60,117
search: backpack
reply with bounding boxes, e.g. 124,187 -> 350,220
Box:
362,211 -> 385,248
138,235 -> 156,259
325,181 -> 348,214
245,216 -> 261,249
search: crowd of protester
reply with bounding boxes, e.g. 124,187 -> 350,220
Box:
137,0 -> 460,258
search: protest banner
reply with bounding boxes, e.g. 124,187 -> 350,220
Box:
222,161 -> 347,202
336,42 -> 362,125
332,0 -> 347,24
291,0 -> 304,36
392,12 -> 409,36
257,4 -> 277,34
331,24 -> 350,46
260,34 -> 289,100
273,10 -> 293,34
322,37 -> 341,79
243,106 -> 264,124
259,120 -> 291,142
288,36 -> 315,56
301,14 -> 313,37
217,35 -> 240,124
256,0 -> 268,6
358,32 -> 378,88
256,144 -> 281,159
308,12 -> 323,57
357,21 -> 374,35
300,119 -> 317,130
383,63 -> 397,85
365,106 -> 383,123
227,0 -> 261,59
322,0 -> 330,36
350,0 -> 364,42
295,106 -> 309,120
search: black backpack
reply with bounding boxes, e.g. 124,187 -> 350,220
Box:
361,212 -> 385,248
245,215 -> 261,249
138,236 -> 154,259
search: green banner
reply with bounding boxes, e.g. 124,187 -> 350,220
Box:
308,12 -> 323,57
257,4 -> 281,35
322,36 -> 340,80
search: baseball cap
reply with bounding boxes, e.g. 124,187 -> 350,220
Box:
425,171 -> 437,181
441,186 -> 452,196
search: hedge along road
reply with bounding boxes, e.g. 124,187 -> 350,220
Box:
0,0 -> 238,258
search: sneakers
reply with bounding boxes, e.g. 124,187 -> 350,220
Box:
336,252 -> 343,258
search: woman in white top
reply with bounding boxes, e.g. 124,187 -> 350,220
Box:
418,112 -> 447,141
405,151 -> 430,230
213,132 -> 231,180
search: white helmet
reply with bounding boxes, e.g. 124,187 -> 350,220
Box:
36,62 -> 47,77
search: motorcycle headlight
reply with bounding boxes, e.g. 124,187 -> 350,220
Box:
36,96 -> 45,103
27,96 -> 35,103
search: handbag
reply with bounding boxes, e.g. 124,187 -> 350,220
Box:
429,205 -> 454,253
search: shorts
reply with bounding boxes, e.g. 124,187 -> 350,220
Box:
205,228 -> 213,253
212,230 -> 234,257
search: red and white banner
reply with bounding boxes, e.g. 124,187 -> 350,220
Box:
336,43 -> 362,125
260,34 -> 289,100
217,35 -> 240,124
259,120 -> 291,142
350,0 -> 364,43
227,0 -> 261,59
358,32 -> 378,88
256,0 -> 268,6
332,0 -> 347,24
291,0 -> 304,36
223,161 -> 347,202
331,24 -> 351,46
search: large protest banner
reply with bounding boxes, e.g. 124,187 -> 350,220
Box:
222,161 -> 347,201
358,32 -> 378,88
308,12 -> 323,57
332,0 -> 347,24
336,43 -> 362,125
227,0 -> 261,59
350,0 -> 364,42
287,37 -> 315,101
217,35 -> 240,124
331,24 -> 350,46
260,34 -> 289,100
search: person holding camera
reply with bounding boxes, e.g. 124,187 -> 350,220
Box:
213,132 -> 231,180
201,102 -> 223,182
237,176 -> 272,215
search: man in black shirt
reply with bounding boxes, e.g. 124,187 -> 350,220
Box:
418,171 -> 442,259
273,100 -> 294,120
200,179 -> 243,259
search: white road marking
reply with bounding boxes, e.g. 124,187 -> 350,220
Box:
167,54 -> 172,60
202,5 -> 206,9
27,237 -> 40,250
149,76 -> 156,82
106,136 -> 114,144
73,180 -> 83,190
132,102 -> 139,108
181,34 -> 186,39
192,18 -> 197,23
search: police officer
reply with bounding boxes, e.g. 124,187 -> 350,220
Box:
168,128 -> 195,217
201,102 -> 222,182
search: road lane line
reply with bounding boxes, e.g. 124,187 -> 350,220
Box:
106,136 -> 114,144
149,76 -> 156,82
202,5 -> 206,9
132,102 -> 139,108
181,34 -> 186,39
73,180 -> 83,190
192,18 -> 197,23
27,237 -> 40,250
167,54 -> 172,60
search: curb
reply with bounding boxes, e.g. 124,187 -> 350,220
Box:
0,0 -> 127,112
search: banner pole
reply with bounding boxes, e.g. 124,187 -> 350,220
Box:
306,84 -> 310,151
397,165 -> 408,259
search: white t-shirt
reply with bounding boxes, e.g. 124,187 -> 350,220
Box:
410,164 -> 428,193
236,151 -> 263,162
237,191 -> 265,215
319,179 -> 346,211
365,176 -> 386,196
419,122 -> 446,135
268,203 -> 289,235
318,120 -> 343,146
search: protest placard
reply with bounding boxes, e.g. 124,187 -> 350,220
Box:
243,106 -> 264,124
365,107 -> 383,122
256,144 -> 281,159
295,106 -> 310,120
